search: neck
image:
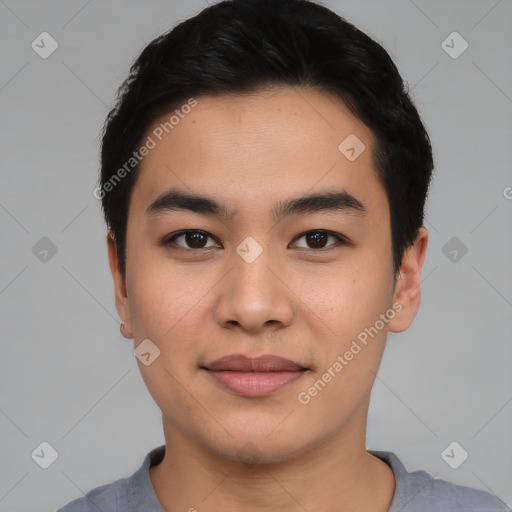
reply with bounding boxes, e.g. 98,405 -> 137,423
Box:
149,411 -> 396,512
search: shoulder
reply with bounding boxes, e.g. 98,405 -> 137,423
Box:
55,445 -> 166,512
370,450 -> 510,512
55,479 -> 119,512
417,475 -> 510,511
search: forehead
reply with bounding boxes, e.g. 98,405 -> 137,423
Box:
130,86 -> 385,218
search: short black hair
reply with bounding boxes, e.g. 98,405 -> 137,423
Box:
99,0 -> 434,277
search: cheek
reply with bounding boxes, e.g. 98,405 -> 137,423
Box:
127,251 -> 198,335
126,259 -> 218,375
303,259 -> 391,339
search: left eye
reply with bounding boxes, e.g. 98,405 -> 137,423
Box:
291,230 -> 346,250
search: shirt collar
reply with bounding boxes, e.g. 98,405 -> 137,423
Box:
119,444 -> 428,511
369,449 -> 434,511
119,444 -> 166,511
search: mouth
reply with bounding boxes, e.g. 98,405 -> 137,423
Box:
201,354 -> 309,397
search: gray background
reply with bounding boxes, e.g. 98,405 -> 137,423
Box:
1,0 -> 511,510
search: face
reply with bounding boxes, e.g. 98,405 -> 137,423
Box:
108,86 -> 427,463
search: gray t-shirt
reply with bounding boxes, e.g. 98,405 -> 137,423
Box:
56,445 -> 510,511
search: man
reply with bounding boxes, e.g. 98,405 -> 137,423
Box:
58,0 -> 510,510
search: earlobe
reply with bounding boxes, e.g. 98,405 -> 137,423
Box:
106,231 -> 133,339
388,227 -> 429,333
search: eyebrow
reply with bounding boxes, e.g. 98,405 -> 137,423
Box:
145,186 -> 366,222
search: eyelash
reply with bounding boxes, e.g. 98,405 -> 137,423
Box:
161,229 -> 350,253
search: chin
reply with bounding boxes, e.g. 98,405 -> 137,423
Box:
200,426 -> 315,466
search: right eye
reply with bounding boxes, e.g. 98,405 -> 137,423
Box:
161,230 -> 221,251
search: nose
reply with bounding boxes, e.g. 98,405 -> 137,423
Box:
213,245 -> 294,334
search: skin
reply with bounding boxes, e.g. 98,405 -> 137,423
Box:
107,86 -> 428,512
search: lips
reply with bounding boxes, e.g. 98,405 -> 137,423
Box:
201,354 -> 308,397
203,354 -> 307,372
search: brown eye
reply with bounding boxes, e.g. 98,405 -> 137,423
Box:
292,230 -> 347,250
163,230 -> 220,250
183,231 -> 208,248
305,231 -> 328,249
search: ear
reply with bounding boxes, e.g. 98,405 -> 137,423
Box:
107,231 -> 133,339
388,226 -> 429,333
